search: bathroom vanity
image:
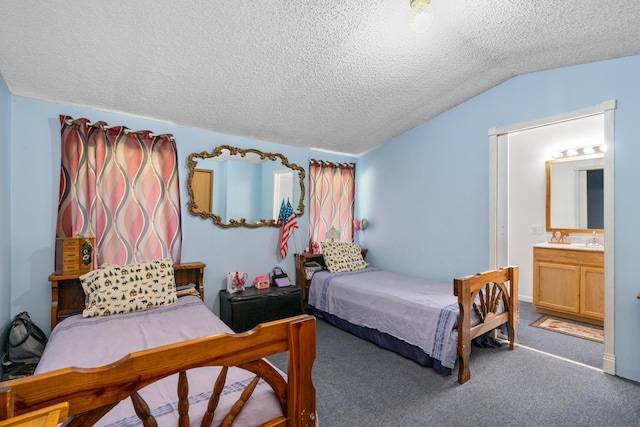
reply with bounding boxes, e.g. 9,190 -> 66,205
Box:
533,242 -> 604,326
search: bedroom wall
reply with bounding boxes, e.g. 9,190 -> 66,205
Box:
7,97 -> 355,335
358,54 -> 640,383
0,72 -> 11,346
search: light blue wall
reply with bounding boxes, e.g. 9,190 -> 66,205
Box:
6,54 -> 640,384
359,54 -> 640,382
8,97 -> 355,335
226,161 -> 262,221
0,72 -> 11,346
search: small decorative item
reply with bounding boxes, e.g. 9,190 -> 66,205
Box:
549,230 -> 570,244
254,275 -> 270,290
269,267 -> 291,287
354,218 -> 369,231
325,228 -> 340,242
310,241 -> 321,254
55,235 -> 95,273
227,272 -> 248,294
304,261 -> 324,279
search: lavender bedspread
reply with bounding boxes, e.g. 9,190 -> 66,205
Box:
35,296 -> 283,427
308,267 -> 463,370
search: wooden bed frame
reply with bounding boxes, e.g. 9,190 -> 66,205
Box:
1,263 -> 317,426
297,255 -> 518,384
454,266 -> 519,384
47,262 -> 208,329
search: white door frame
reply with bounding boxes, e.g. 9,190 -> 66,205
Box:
488,100 -> 616,375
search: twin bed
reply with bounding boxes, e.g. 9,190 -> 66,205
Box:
0,244 -> 518,425
304,242 -> 519,384
0,261 -> 316,426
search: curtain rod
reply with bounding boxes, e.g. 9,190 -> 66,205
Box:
309,158 -> 356,169
64,118 -> 175,141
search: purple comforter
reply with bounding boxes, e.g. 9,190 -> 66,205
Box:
308,267 -> 466,370
36,296 -> 282,426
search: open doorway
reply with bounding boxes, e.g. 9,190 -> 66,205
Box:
489,101 -> 616,374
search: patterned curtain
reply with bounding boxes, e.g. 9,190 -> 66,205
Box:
57,115 -> 182,266
308,159 -> 356,244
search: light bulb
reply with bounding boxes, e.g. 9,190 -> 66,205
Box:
566,148 -> 578,157
583,146 -> 595,154
409,0 -> 434,34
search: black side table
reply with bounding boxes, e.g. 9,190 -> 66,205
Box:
219,286 -> 303,332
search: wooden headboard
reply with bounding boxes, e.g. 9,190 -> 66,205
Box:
47,262 -> 205,330
295,249 -> 367,301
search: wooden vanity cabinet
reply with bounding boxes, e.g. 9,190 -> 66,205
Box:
533,246 -> 604,326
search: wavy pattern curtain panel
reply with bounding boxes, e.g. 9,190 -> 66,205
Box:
57,116 -> 182,266
308,160 -> 355,244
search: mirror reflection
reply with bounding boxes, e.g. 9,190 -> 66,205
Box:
546,154 -> 604,232
187,145 -> 305,228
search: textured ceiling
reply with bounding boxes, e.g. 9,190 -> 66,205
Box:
1,1 -> 639,155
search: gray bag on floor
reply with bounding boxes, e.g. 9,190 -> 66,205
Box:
2,312 -> 47,381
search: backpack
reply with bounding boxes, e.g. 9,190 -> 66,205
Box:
1,312 -> 48,381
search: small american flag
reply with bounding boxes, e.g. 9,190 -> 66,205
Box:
279,199 -> 298,258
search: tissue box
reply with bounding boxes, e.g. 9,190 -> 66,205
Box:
254,275 -> 270,289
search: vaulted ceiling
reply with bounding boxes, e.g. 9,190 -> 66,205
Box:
1,1 -> 639,155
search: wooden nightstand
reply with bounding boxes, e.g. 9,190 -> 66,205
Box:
295,249 -> 367,301
219,286 -> 303,333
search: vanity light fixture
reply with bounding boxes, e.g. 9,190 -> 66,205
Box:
409,0 -> 435,33
550,144 -> 607,159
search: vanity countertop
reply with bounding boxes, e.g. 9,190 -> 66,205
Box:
533,241 -> 604,252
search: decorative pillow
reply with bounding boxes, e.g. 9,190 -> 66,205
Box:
321,242 -> 367,273
80,258 -> 177,318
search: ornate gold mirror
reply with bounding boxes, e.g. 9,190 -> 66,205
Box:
187,145 -> 305,228
546,154 -> 604,234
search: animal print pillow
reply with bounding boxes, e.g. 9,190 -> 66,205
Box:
80,258 -> 177,318
321,242 -> 367,273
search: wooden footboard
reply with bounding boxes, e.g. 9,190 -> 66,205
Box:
454,266 -> 519,384
0,315 -> 316,427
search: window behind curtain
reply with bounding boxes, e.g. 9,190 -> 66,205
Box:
308,160 -> 355,244
57,116 -> 182,266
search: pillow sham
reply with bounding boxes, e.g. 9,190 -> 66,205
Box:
80,258 -> 177,318
321,242 -> 367,273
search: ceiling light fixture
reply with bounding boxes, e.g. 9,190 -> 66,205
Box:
409,0 -> 435,34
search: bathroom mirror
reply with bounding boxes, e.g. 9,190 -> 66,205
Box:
546,154 -> 604,233
187,145 -> 305,228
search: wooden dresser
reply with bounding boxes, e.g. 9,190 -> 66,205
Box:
533,244 -> 604,326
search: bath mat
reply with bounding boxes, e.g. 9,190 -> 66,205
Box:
529,316 -> 604,343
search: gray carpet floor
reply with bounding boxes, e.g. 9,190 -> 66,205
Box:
269,303 -> 639,427
517,300 -> 604,368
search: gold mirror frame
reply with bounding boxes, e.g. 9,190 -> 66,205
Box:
187,145 -> 306,228
545,154 -> 604,235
